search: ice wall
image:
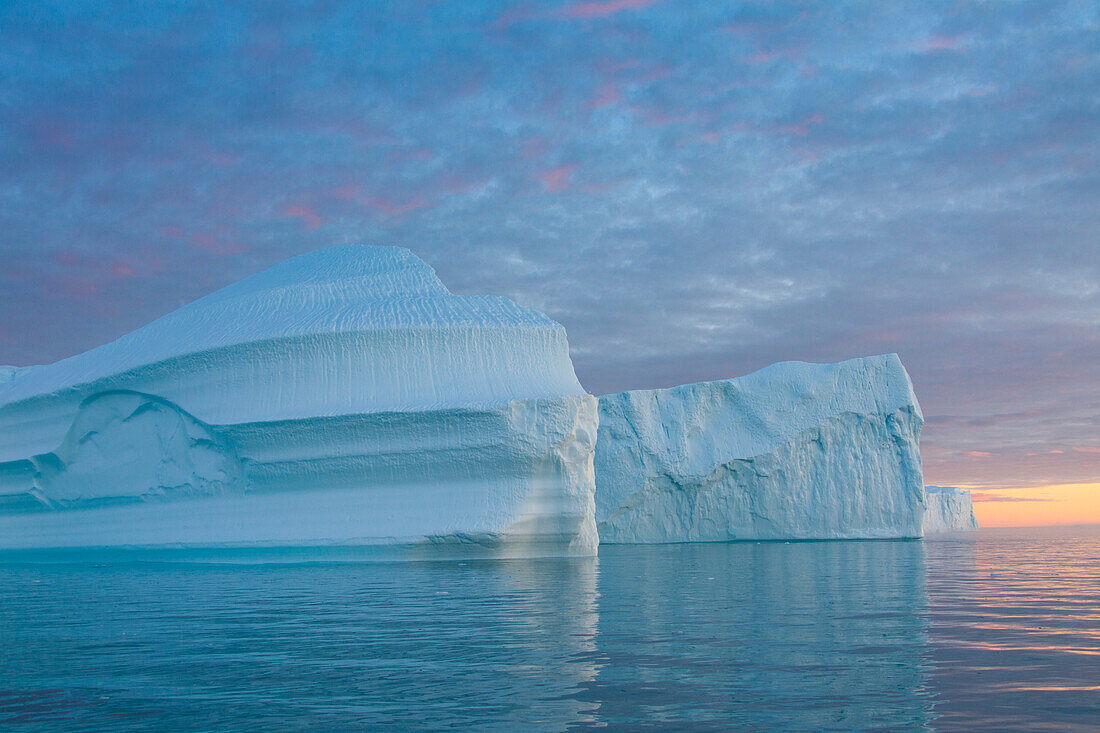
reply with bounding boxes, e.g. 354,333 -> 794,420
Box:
594,355 -> 926,542
0,246 -> 597,559
923,486 -> 979,533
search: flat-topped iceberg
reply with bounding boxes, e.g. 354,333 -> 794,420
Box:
594,355 -> 926,542
923,486 -> 979,533
0,246 -> 598,559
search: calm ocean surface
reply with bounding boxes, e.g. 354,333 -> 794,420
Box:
1,527 -> 1097,731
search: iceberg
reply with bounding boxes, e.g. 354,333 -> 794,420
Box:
922,486 -> 979,533
594,355 -> 926,542
0,246 -> 598,559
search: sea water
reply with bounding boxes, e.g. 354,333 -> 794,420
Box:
1,527 -> 1097,731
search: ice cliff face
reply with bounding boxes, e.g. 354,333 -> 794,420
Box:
923,486 -> 979,533
0,246 -> 597,559
594,355 -> 926,542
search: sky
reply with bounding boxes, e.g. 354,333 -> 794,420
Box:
1,1 -> 1097,525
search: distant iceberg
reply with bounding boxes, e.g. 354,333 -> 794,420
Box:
593,355 -> 926,542
923,486 -> 979,533
0,246 -> 598,559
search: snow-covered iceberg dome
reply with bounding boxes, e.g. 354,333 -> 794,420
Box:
594,355 -> 926,542
0,245 -> 586,434
923,486 -> 979,533
0,246 -> 597,559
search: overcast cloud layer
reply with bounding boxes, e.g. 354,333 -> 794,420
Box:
1,0 -> 1097,490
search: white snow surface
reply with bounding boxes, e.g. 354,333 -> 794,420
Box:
594,355 -> 926,542
0,246 -> 597,558
923,486 -> 979,533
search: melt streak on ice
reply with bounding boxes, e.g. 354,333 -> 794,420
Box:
0,246 -> 598,559
594,355 -> 927,542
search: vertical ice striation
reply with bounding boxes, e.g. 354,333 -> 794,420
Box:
0,246 -> 598,559
594,355 -> 926,542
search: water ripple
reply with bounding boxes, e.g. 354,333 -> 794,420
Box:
0,528 -> 1096,730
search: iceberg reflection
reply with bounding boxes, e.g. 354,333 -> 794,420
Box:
579,540 -> 933,729
0,541 -> 932,729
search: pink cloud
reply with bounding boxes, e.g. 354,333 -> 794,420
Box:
202,150 -> 241,168
915,33 -> 969,54
598,58 -> 644,74
640,108 -> 707,127
491,0 -> 661,28
560,0 -> 663,19
191,234 -> 247,256
110,263 -> 136,278
967,85 -> 997,98
443,176 -> 489,195
698,121 -> 753,143
58,278 -> 101,299
744,48 -> 799,65
363,195 -> 428,215
329,184 -> 361,201
964,451 -> 993,458
28,118 -> 77,151
489,5 -> 542,30
53,251 -> 80,268
536,164 -> 577,192
750,114 -> 824,139
588,83 -> 622,109
52,251 -> 151,282
774,113 -> 824,137
386,147 -> 436,165
635,63 -> 672,83
520,135 -> 551,159
1072,446 -> 1100,454
281,205 -> 324,231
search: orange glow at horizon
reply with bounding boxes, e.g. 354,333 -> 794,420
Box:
966,482 -> 1100,528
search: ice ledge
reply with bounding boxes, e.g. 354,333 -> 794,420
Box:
0,391 -> 599,558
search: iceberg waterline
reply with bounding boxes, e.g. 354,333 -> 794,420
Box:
0,245 -> 965,558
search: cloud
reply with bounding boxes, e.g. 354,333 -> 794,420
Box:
913,34 -> 970,54
0,0 -> 1096,494
560,0 -> 665,20
536,164 -> 578,192
971,492 -> 1054,503
191,234 -> 247,257
280,205 -> 324,230
588,83 -> 623,109
362,195 -> 429,216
